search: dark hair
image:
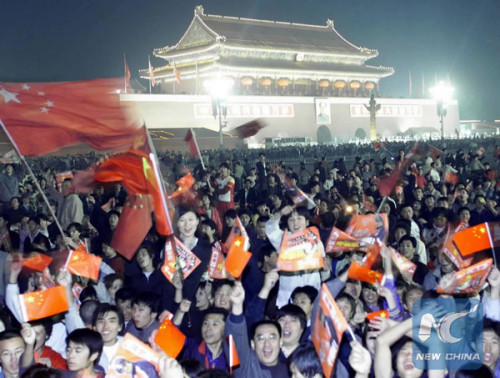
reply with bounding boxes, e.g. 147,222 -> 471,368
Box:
431,207 -> 448,220
258,243 -> 277,264
132,291 -> 160,314
201,219 -> 217,231
256,215 -> 270,224
320,212 -> 336,228
179,358 -> 204,378
285,206 -> 311,224
288,342 -> 323,378
20,363 -> 63,378
399,235 -> 417,249
197,369 -> 231,378
454,365 -> 493,378
291,286 -> 319,304
250,320 -> 282,340
224,209 -> 237,219
103,274 -> 124,290
79,299 -> 101,327
0,330 -> 22,343
67,222 -> 82,233
115,287 -> 137,303
213,279 -> 235,295
108,210 -> 120,219
92,303 -> 124,328
136,245 -> 154,260
276,304 -> 307,331
66,328 -> 103,364
336,294 -> 356,318
203,307 -> 229,322
219,162 -> 230,169
79,286 -> 98,302
30,319 -> 53,339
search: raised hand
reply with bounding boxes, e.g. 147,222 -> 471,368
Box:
229,281 -> 245,315
349,341 -> 372,376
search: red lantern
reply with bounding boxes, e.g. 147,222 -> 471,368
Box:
318,80 -> 330,88
334,80 -> 346,89
260,78 -> 271,86
350,81 -> 361,89
364,82 -> 375,90
278,78 -> 290,87
241,77 -> 253,86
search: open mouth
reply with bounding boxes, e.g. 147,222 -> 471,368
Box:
283,330 -> 292,338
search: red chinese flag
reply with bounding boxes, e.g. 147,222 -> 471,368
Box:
0,79 -> 142,156
372,165 -> 404,197
366,309 -> 389,322
111,194 -> 153,260
184,129 -> 198,157
224,216 -> 250,252
227,334 -> 240,372
347,261 -> 383,284
442,235 -> 473,270
444,172 -> 459,185
437,258 -> 493,294
225,236 -> 252,279
363,242 -> 381,269
19,286 -> 69,322
428,144 -> 444,160
233,120 -> 264,139
173,64 -> 181,84
453,223 -> 493,256
92,150 -> 172,236
154,318 -> 186,358
22,253 -> 53,272
66,245 -> 102,281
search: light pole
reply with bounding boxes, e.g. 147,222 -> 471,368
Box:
430,81 -> 454,139
203,77 -> 234,151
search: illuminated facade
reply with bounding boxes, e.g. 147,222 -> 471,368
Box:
140,5 -> 393,97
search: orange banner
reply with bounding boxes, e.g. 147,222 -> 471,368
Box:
108,333 -> 160,377
161,236 -> 201,284
325,227 -> 361,253
346,214 -> 389,243
208,245 -> 227,279
277,227 -> 324,272
437,258 -> 493,294
312,283 -> 348,378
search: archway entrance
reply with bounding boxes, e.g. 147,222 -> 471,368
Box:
316,125 -> 332,144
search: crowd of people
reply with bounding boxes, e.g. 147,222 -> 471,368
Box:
0,136 -> 499,378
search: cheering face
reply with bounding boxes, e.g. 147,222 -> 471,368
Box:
177,211 -> 199,239
95,311 -> 122,346
214,284 -> 232,310
251,324 -> 282,367
132,303 -> 157,330
396,341 -> 423,378
108,278 -> 124,301
361,286 -> 379,306
201,313 -> 225,346
399,240 -> 415,260
437,249 -> 454,273
66,341 -> 98,374
292,293 -> 314,319
0,336 -> 24,377
136,248 -> 153,272
287,212 -> 308,233
345,281 -> 362,299
483,330 -> 500,369
277,315 -> 303,347
195,286 -> 211,310
117,299 -> 133,323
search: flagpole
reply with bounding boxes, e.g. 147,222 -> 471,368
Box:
123,53 -> 127,94
376,196 -> 387,215
189,128 -> 206,171
148,55 -> 152,94
0,118 -> 68,245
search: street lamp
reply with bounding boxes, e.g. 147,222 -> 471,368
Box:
203,77 -> 234,151
430,81 -> 454,139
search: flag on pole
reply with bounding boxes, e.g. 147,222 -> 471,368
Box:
173,63 -> 181,84
437,258 -> 493,294
148,56 -> 156,86
366,309 -> 389,322
66,244 -> 102,280
347,261 -> 383,284
444,171 -> 459,185
227,334 -> 240,372
233,120 -> 264,139
22,253 -> 53,272
225,236 -> 252,279
0,78 -> 142,156
19,286 -> 69,322
408,70 -> 413,96
428,144 -> 444,160
161,236 -> 201,283
453,223 -> 494,256
184,129 -> 199,157
154,317 -> 186,358
124,54 -> 131,93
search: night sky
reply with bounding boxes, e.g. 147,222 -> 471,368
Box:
1,0 -> 498,120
